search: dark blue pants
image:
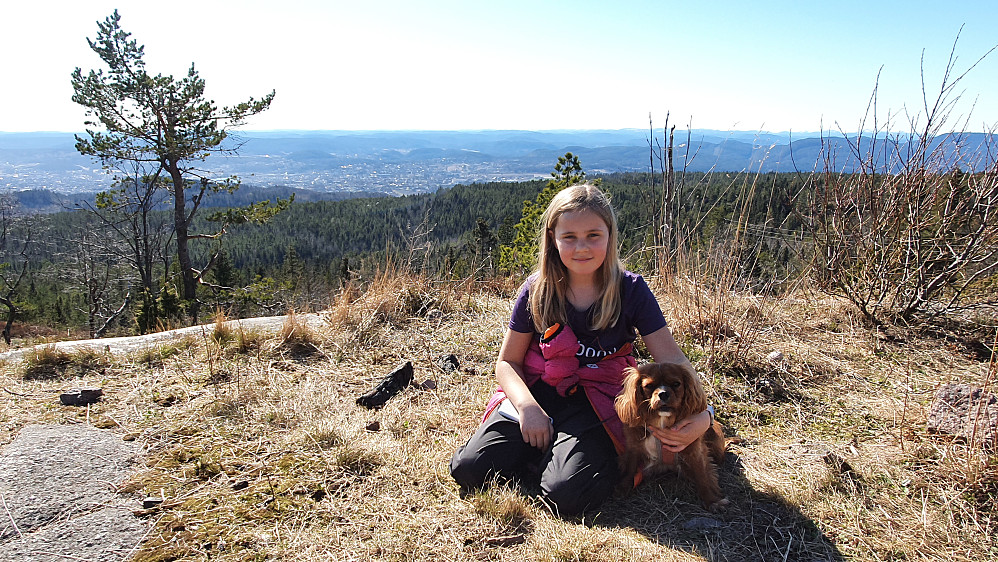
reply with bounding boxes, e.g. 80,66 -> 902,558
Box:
450,381 -> 619,517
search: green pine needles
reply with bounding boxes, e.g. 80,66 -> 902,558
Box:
498,152 -> 593,274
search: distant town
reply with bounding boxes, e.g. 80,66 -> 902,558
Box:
2,129 -> 995,198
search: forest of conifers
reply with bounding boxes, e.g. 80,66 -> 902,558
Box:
3,169 -> 811,337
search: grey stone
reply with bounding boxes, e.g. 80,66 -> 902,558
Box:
683,516 -> 726,531
0,424 -> 148,559
927,383 -> 997,448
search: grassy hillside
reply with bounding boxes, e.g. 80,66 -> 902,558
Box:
1,268 -> 994,561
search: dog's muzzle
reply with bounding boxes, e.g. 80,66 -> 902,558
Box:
652,388 -> 673,412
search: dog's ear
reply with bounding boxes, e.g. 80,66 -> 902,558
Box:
679,364 -> 708,418
615,366 -> 643,426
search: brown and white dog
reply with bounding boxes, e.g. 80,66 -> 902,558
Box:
614,362 -> 729,512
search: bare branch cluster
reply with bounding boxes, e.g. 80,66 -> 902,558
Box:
801,36 -> 998,323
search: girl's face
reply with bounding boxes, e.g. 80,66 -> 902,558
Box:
550,209 -> 609,281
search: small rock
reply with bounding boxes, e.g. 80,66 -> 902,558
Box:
927,383 -> 998,448
231,480 -> 249,491
419,379 -> 437,390
436,354 -> 459,373
60,387 -> 104,406
683,516 -> 725,531
142,497 -> 164,509
766,350 -> 785,364
366,421 -> 381,432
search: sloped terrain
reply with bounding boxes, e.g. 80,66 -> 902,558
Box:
0,275 -> 994,561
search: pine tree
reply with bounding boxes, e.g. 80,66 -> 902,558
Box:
498,152 -> 590,274
71,10 -> 289,323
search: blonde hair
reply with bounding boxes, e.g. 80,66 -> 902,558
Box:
529,183 -> 623,333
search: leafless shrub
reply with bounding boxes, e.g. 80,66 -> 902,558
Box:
799,36 -> 998,325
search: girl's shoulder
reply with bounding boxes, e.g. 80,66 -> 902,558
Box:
517,272 -> 540,297
620,269 -> 644,283
618,270 -> 666,332
618,269 -> 651,292
617,269 -> 660,307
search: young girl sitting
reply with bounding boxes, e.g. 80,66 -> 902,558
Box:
450,183 -> 712,516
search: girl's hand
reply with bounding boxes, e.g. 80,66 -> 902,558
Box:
519,404 -> 553,450
648,410 -> 711,453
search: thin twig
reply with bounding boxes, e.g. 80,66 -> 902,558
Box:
3,388 -> 44,400
26,551 -> 92,561
0,490 -> 23,538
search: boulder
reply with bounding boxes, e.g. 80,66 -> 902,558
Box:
926,383 -> 997,448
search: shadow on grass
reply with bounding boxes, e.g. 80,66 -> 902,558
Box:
593,449 -> 846,562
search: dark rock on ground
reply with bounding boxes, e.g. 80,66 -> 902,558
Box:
59,387 -> 104,406
436,354 -> 459,373
356,361 -> 414,409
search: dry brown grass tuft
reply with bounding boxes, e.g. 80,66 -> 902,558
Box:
1,270 -> 995,560
16,345 -> 111,381
210,309 -> 235,347
469,482 -> 536,532
20,345 -> 73,380
324,269 -> 479,340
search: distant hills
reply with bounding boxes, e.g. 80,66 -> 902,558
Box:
2,129 -> 995,205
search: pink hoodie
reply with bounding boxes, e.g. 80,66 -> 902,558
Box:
483,323 -> 635,454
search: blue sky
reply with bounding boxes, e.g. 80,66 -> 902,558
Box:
3,0 -> 997,133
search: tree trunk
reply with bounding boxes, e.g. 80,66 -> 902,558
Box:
0,296 -> 14,345
167,162 -> 199,323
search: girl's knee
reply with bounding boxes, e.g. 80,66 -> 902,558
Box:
540,474 -> 615,517
450,447 -> 487,491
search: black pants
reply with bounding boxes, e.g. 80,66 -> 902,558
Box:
450,381 -> 619,517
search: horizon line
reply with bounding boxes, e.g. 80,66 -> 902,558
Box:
0,127 -> 828,136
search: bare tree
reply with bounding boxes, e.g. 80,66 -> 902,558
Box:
0,193 -> 31,344
61,218 -> 133,338
78,163 -> 174,333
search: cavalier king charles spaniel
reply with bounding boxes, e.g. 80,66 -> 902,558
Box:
614,362 -> 729,511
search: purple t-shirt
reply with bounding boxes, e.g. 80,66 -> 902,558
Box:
509,271 -> 667,365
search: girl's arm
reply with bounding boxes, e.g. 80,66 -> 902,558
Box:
642,324 -> 693,369
495,328 -> 553,450
641,325 -> 712,453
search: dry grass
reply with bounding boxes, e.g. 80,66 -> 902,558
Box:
0,269 -> 995,561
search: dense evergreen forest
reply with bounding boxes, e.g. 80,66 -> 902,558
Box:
1,168 -> 812,339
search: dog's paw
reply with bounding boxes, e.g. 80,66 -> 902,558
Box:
707,497 -> 730,513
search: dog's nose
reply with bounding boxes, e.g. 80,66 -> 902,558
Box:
656,389 -> 670,401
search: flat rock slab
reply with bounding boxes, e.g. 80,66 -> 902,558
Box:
0,507 -> 149,562
0,313 -> 326,365
0,424 -> 148,561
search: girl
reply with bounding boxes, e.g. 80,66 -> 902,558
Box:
450,184 -> 711,516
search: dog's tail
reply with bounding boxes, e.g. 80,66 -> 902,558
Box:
707,420 -> 743,465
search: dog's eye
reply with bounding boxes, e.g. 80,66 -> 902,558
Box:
670,381 -> 682,389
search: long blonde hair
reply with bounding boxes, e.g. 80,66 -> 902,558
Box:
529,183 -> 623,333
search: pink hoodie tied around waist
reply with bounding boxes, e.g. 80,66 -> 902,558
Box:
483,322 -> 635,454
